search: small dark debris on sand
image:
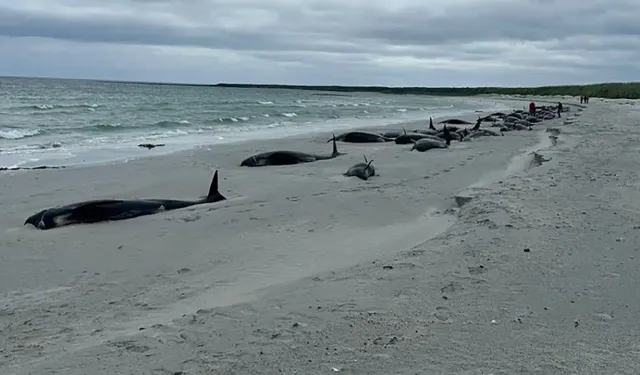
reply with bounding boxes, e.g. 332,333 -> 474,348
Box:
530,151 -> 551,167
138,143 -> 166,149
1,165 -> 66,171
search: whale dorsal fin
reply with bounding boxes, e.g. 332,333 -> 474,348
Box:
331,134 -> 339,157
206,170 -> 227,202
472,117 -> 481,131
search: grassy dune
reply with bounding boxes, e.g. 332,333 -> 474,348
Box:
215,82 -> 640,99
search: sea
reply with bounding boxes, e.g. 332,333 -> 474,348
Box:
0,76 -> 510,168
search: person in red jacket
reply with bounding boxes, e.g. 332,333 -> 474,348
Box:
529,101 -> 536,115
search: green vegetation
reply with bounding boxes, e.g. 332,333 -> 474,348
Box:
215,82 -> 640,99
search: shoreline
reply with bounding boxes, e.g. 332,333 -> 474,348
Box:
1,99 -> 605,374
1,94 -> 531,170
1,96 -> 530,171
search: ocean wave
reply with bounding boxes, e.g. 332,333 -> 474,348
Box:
17,103 -> 100,111
0,128 -> 41,140
155,120 -> 191,128
1,82 -> 504,166
33,119 -> 194,134
92,123 -> 125,131
216,116 -> 251,123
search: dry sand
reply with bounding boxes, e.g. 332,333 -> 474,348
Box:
2,98 -> 640,374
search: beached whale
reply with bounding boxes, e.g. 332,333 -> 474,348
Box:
241,134 -> 344,167
461,129 -> 504,141
380,130 -> 402,138
24,170 -> 227,230
479,115 -> 498,123
436,126 -> 464,141
438,118 -> 473,125
410,125 -> 453,152
456,117 -> 481,139
332,131 -> 393,143
410,138 -> 449,152
344,155 -> 376,180
394,128 -> 435,144
411,117 -> 439,136
415,129 -> 439,136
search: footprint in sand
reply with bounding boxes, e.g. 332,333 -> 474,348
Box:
441,281 -> 463,294
593,313 -> 614,322
180,214 -> 201,222
107,340 -> 151,353
434,307 -> 450,321
600,272 -> 620,279
467,265 -> 487,275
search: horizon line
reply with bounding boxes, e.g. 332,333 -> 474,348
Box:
1,74 -> 637,90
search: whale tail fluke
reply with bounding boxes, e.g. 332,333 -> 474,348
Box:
206,170 -> 227,203
364,156 -> 374,169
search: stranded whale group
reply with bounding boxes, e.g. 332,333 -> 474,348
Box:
23,103 -> 569,230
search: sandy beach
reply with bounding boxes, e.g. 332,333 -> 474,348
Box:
2,98 -> 640,374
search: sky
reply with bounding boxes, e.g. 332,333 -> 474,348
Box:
0,0 -> 639,87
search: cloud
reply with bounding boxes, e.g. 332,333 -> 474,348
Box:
0,0 -> 638,86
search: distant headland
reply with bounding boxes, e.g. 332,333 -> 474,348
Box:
107,80 -> 640,99
4,75 -> 639,99
213,82 -> 640,99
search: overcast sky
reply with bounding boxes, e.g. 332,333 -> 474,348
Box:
1,0 -> 638,86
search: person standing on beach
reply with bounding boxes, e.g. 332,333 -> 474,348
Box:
557,102 -> 563,117
580,96 -> 584,104
529,101 -> 536,115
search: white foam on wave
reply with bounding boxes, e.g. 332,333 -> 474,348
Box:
2,95 -> 517,169
0,128 -> 41,140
